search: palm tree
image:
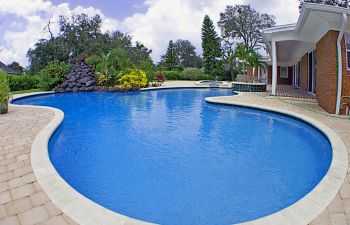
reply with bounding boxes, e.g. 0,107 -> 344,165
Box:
246,51 -> 266,83
97,52 -> 113,79
228,44 -> 250,80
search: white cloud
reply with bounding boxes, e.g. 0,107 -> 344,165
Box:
121,0 -> 299,63
0,0 -> 118,66
0,0 -> 300,67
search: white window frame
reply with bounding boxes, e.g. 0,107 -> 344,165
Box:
280,66 -> 288,78
345,33 -> 350,71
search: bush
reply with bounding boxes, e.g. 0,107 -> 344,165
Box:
155,72 -> 165,83
162,71 -> 182,80
136,59 -> 155,84
0,72 -> 10,104
6,74 -> 40,91
98,74 -> 107,86
181,68 -> 204,80
118,69 -> 148,89
197,73 -> 213,80
85,54 -> 102,69
38,60 -> 70,91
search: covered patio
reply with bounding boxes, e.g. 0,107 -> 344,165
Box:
262,3 -> 350,114
267,84 -> 316,99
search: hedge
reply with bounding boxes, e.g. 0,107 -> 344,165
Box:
7,75 -> 40,91
162,71 -> 182,80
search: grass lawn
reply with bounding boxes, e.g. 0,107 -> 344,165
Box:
11,88 -> 44,95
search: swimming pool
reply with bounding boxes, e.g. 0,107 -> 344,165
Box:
14,88 -> 332,225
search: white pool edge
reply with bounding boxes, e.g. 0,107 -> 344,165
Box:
12,90 -> 348,225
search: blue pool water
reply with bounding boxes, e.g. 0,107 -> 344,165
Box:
14,88 -> 332,225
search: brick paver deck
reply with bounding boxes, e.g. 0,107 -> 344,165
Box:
0,86 -> 349,225
0,106 -> 77,225
268,84 -> 317,99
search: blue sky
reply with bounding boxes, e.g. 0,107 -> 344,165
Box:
0,0 -> 300,67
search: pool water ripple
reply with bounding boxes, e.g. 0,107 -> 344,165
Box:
14,88 -> 332,225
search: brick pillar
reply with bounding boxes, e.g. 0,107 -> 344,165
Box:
300,54 -> 308,91
316,30 -> 338,114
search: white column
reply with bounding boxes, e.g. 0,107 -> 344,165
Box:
257,66 -> 261,82
271,40 -> 277,95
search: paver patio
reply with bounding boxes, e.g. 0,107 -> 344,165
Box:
0,106 -> 77,225
0,84 -> 349,225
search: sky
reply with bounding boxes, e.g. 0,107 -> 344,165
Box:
0,0 -> 300,67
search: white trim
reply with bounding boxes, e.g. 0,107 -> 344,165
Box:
263,24 -> 296,33
272,41 -> 277,95
336,13 -> 348,115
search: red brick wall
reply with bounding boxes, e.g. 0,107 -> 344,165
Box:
300,54 -> 308,91
246,66 -> 260,82
266,66 -> 292,85
316,30 -> 338,114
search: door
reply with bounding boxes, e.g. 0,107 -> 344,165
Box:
308,51 -> 317,94
293,62 -> 301,87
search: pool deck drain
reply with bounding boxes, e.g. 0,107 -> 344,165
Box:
0,81 -> 349,225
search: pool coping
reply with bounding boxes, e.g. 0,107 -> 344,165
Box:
11,89 -> 348,225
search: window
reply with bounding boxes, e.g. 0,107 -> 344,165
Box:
346,33 -> 350,70
280,67 -> 288,78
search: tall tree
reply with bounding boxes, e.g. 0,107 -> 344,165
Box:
127,42 -> 153,65
218,5 -> 275,52
201,15 -> 222,75
163,40 -> 179,70
174,40 -> 203,68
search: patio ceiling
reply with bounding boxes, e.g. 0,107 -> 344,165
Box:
276,40 -> 314,66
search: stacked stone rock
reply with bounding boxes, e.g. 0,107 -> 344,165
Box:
54,59 -> 96,92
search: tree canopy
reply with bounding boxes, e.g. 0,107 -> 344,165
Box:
27,13 -> 153,74
218,4 -> 275,53
174,40 -> 203,68
201,15 -> 223,75
162,40 -> 180,70
7,62 -> 24,74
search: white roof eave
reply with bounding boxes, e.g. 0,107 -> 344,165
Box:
296,2 -> 350,32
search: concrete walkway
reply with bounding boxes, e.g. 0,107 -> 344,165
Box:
0,82 -> 349,224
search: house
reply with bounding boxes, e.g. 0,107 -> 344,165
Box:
262,3 -> 350,114
0,61 -> 19,75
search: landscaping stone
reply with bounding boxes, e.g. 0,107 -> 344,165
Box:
54,59 -> 96,93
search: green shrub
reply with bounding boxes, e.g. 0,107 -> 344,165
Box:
136,59 -> 155,84
181,68 -> 204,80
38,60 -> 70,91
0,72 -> 10,104
7,75 -> 40,91
118,69 -> 148,89
85,54 -> 102,69
197,73 -> 213,81
162,71 -> 182,80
